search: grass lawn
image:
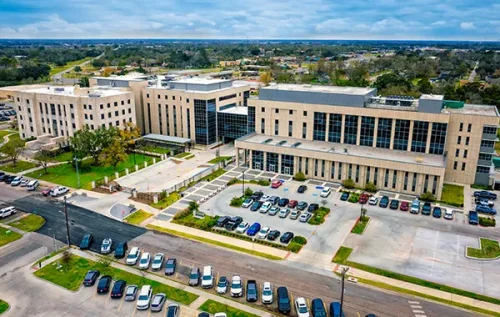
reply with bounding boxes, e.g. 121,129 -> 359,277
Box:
351,216 -> 370,234
332,246 -> 353,263
49,58 -> 92,76
0,132 -> 25,154
35,254 -> 198,304
0,160 -> 38,173
0,300 -> 9,314
208,156 -> 232,164
0,226 -> 22,247
25,155 -> 153,189
200,169 -> 226,182
467,238 -> 500,259
124,209 -> 153,225
9,214 -> 45,232
140,146 -> 171,155
174,152 -> 194,159
150,192 -> 181,210
440,184 -> 464,207
198,299 -> 259,317
308,207 -> 330,225
0,129 -> 14,139
51,151 -> 75,163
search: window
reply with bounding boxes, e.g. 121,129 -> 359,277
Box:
455,149 -> 460,157
127,99 -> 131,104
84,114 -> 88,119
121,100 -> 124,105
343,115 -> 358,145
89,115 -> 93,120
457,136 -> 461,145
394,120 -> 410,150
101,114 -> 104,119
376,118 -> 392,149
303,111 -> 307,116
261,107 -> 265,112
465,136 -> 470,145
165,95 -> 168,100
411,173 -> 417,192
122,109 -> 125,115
481,140 -> 495,148
261,118 -> 265,134
172,96 -> 176,101
384,169 -> 389,188
146,94 -> 150,98
328,113 -> 342,143
100,104 -> 103,109
393,171 -> 397,189
411,121 -> 428,153
338,162 -> 342,180
115,111 -> 119,116
114,102 -> 118,107
374,167 -> 378,186
477,166 -> 490,174
108,113 -> 111,118
83,104 -> 87,110
219,94 -> 237,101
157,94 -> 160,99
187,98 -> 189,103
429,123 -> 447,155
459,123 -> 463,132
331,162 -> 335,179
116,120 -> 119,126
128,108 -> 132,114
479,153 -> 492,161
463,150 -> 468,158
453,161 -> 458,170
107,103 -> 110,108
483,126 -> 497,135
467,123 -> 472,133
404,172 -> 408,190
360,116 -> 375,146
313,112 -> 327,141
462,163 -> 466,171
274,119 -> 279,136
302,122 -> 307,139
275,108 -> 279,114
288,121 -> 293,137
89,105 -> 92,110
289,110 -> 293,115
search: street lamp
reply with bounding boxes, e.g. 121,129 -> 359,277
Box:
63,196 -> 71,249
242,168 -> 247,197
340,267 -> 349,317
73,156 -> 80,189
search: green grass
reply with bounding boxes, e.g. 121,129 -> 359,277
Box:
0,132 -> 25,154
51,151 -> 75,163
0,130 -> 14,139
9,214 -> 45,232
49,57 -> 92,76
467,238 -> 500,259
174,152 -> 194,159
0,300 -> 9,314
198,299 -> 259,317
0,226 -> 22,247
200,169 -> 226,182
124,209 -> 153,225
146,225 -> 283,261
172,212 -> 218,230
351,216 -> 370,234
35,254 -> 198,304
332,246 -> 500,306
140,146 -> 171,155
440,184 -> 464,207
308,207 -> 330,225
25,155 -> 154,189
208,156 -> 232,164
150,192 -> 181,210
0,160 -> 38,173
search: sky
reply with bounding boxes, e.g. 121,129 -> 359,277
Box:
0,0 -> 499,40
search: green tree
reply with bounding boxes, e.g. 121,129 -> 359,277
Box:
34,150 -> 53,173
244,187 -> 253,197
342,178 -> 355,189
73,66 -> 82,72
293,171 -> 306,181
100,139 -> 128,171
420,191 -> 436,202
79,76 -> 89,87
260,72 -> 272,86
364,182 -> 377,193
417,78 -> 433,94
188,201 -> 199,212
3,139 -> 25,167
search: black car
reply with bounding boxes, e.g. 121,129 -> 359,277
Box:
250,201 -> 263,211
308,203 -> 319,212
83,270 -> 100,286
97,275 -> 112,294
421,202 -> 432,215
250,191 -> 264,201
216,216 -> 231,227
0,173 -> 7,181
280,232 -> 294,244
278,198 -> 289,207
246,280 -> 258,302
267,230 -> 281,241
4,175 -> 15,184
389,199 -> 399,210
277,286 -> 291,314
340,192 -> 349,201
379,196 -> 389,208
432,206 -> 442,218
225,216 -> 243,231
166,304 -> 180,317
311,298 -> 327,317
164,258 -> 177,275
197,313 -> 210,317
80,233 -> 93,250
298,185 -> 307,193
114,241 -> 128,259
110,280 -> 127,298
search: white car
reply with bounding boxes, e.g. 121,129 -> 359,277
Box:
136,285 -> 152,310
257,227 -> 270,239
259,195 -> 271,202
235,222 -> 249,234
279,208 -> 290,218
299,212 -> 312,223
139,252 -> 151,270
126,247 -> 141,265
0,206 -> 16,218
10,176 -> 23,186
19,179 -> 30,187
269,206 -> 280,216
444,209 -> 454,220
259,202 -> 272,213
320,187 -> 331,197
369,196 -> 378,205
295,297 -> 310,317
230,275 -> 243,297
151,253 -> 164,271
50,186 -> 69,197
242,198 -> 253,208
100,238 -> 112,254
262,282 -> 273,304
214,314 -> 227,317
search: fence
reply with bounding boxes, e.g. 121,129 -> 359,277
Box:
163,164 -> 220,194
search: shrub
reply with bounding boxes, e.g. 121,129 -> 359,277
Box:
479,217 -> 496,227
364,182 -> 377,193
420,191 -> 436,202
293,171 -> 306,181
188,201 -> 199,212
292,236 -> 307,245
348,192 -> 360,203
287,242 -> 303,253
258,179 -> 270,186
230,196 -> 244,207
244,187 -> 254,197
173,208 -> 191,220
342,178 -> 355,189
308,207 -> 330,225
227,178 -> 239,185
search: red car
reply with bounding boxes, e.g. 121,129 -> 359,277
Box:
400,201 -> 409,211
287,200 -> 298,208
359,194 -> 369,204
41,187 -> 55,197
271,180 -> 282,188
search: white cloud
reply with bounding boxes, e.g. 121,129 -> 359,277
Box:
460,22 -> 475,30
431,20 -> 446,26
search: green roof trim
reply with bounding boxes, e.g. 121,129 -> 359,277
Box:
493,157 -> 500,168
443,100 -> 465,109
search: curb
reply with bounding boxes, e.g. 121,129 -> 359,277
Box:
464,237 -> 500,261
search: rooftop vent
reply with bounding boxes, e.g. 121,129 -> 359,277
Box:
88,93 -> 102,98
262,138 -> 273,144
291,142 -> 302,148
277,140 -> 287,146
54,88 -> 65,92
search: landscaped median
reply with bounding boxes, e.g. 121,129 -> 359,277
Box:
123,209 -> 153,225
351,216 -> 370,235
198,299 -> 259,317
0,300 -> 9,315
466,238 -> 500,259
9,214 -> 45,232
0,226 -> 22,247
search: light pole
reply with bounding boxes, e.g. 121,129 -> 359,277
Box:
242,168 -> 247,197
340,267 -> 349,317
63,196 -> 71,249
73,156 -> 80,189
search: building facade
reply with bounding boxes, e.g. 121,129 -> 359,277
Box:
235,84 -> 499,199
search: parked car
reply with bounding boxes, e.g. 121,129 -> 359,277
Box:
469,210 -> 479,225
100,238 -> 112,254
80,233 -> 93,250
476,205 -> 497,215
262,282 -> 273,304
19,179 -> 30,187
139,252 -> 151,270
271,180 -> 282,188
201,266 -> 214,289
235,222 -> 249,234
390,199 -> 399,210
187,267 -> 200,286
247,222 -> 261,236
444,209 -> 454,220
320,187 -> 332,197
279,208 -> 291,218
10,176 -> 23,186
280,232 -> 294,244
299,212 -> 312,223
433,207 -> 442,218
114,241 -> 128,259
277,286 -> 291,314
288,200 -> 298,208
295,297 -> 310,317
474,191 -> 497,200
308,203 -> 319,212
217,276 -> 228,294
298,185 -> 307,193
267,230 -> 281,241
359,194 -> 369,204
268,196 -> 280,205
297,201 -> 308,211
278,198 -> 290,207
400,201 -> 409,211
311,298 -> 327,317
257,227 -> 270,239
379,196 -> 389,208
0,206 -> 16,218
329,302 -> 345,317
151,253 -> 164,271
166,303 -> 180,317
4,175 -> 15,184
231,275 -> 243,297
125,285 -> 138,301
260,202 -> 272,213
421,202 -> 432,216
126,247 -> 141,265
83,270 -> 100,286
27,180 -> 39,191
250,201 -> 263,211
42,187 -> 55,196
242,198 -> 253,208
97,276 -> 112,294
164,258 -> 177,275
246,280 -> 258,302
225,216 -> 243,231
290,209 -> 301,220
476,198 -> 494,208
110,280 -> 127,299
250,191 -> 264,201
340,192 -> 350,201
136,285 -> 153,310
260,195 -> 271,202
368,196 -> 378,205
269,206 -> 280,216
216,216 -> 231,227
410,199 -> 420,214
150,293 -> 167,312
50,186 -> 69,197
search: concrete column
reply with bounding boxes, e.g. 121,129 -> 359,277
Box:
104,176 -> 109,184
416,173 -> 424,194
435,176 -> 444,200
249,150 -> 253,169
359,165 -> 366,188
395,170 -> 403,193
153,158 -> 156,164
115,172 -> 119,179
325,114 -> 330,142
373,118 -> 379,148
263,152 -> 268,171
135,165 -> 139,171
144,162 -> 148,168
235,148 -> 240,167
340,114 -> 345,144
91,181 -> 96,189
126,168 -> 129,175
325,159 -> 330,181
407,121 -> 414,152
390,119 -> 396,149
277,154 -> 282,174
356,116 -> 362,145
153,194 -> 158,204
425,123 -> 433,154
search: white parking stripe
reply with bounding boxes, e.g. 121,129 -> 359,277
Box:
414,315 -> 427,317
408,301 -> 420,304
410,305 -> 423,309
413,310 -> 425,314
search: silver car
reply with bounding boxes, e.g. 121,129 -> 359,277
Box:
151,253 -> 164,271
100,238 -> 112,254
125,285 -> 138,301
150,293 -> 166,312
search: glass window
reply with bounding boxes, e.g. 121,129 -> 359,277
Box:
465,136 -> 470,145
344,115 -> 358,145
453,161 -> 458,170
483,126 -> 497,135
429,123 -> 447,155
313,112 -> 327,141
476,166 -> 489,174
457,136 -> 461,145
328,114 -> 342,143
281,154 -> 294,175
394,120 -> 410,150
338,162 -> 342,180
463,150 -> 468,158
248,106 -> 255,133
252,151 -> 264,170
266,153 -> 279,172
288,121 -> 293,137
217,112 -> 248,141
411,121 -> 429,153
462,163 -> 466,171
376,118 -> 392,149
261,118 -> 265,134
360,116 -> 375,146
455,149 -> 459,157
481,140 -> 495,148
274,119 -> 279,136
467,123 -> 472,132
289,110 -> 293,115
302,122 -> 307,139
404,172 -> 408,190
459,122 -> 463,132
479,153 -> 492,161
194,99 -> 217,145
275,109 -> 279,114
303,111 -> 307,116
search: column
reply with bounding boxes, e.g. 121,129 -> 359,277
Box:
325,114 -> 330,142
277,154 -> 282,174
356,116 -> 362,145
407,121 -> 414,152
340,114 -> 345,144
425,123 -> 433,154
373,118 -> 379,148
435,176 -> 444,200
263,152 -> 268,171
248,150 -> 253,169
390,119 -> 396,149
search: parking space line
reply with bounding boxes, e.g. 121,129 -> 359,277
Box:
104,291 -> 112,306
132,306 -> 137,317
175,273 -> 179,279
179,260 -> 182,266
147,309 -> 151,317
117,296 -> 125,312
357,313 -> 361,317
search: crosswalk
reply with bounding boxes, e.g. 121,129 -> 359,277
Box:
408,300 -> 427,317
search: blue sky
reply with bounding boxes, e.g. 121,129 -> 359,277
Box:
0,0 -> 499,40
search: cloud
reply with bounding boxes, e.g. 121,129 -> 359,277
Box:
431,20 -> 446,26
460,22 -> 475,30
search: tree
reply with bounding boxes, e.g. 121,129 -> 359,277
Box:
188,201 -> 199,212
420,191 -> 436,202
69,126 -> 116,165
73,66 -> 82,72
260,72 -> 272,86
361,208 -> 368,221
342,178 -> 355,189
293,171 -> 306,181
99,139 -> 128,171
244,187 -> 253,197
3,139 -> 25,167
417,78 -> 433,94
250,48 -> 260,56
364,182 -> 377,193
34,150 -> 53,174
79,76 -> 89,87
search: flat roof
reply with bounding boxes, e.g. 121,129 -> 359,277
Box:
238,134 -> 446,168
143,133 -> 191,144
445,104 -> 499,117
92,74 -> 148,82
23,86 -> 130,97
219,106 -> 248,115
261,83 -> 376,96
171,77 -> 232,85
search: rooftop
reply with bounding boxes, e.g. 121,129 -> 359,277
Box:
23,86 -> 130,98
142,133 -> 191,144
170,77 -> 232,85
262,83 -> 376,96
92,74 -> 148,82
219,106 -> 248,115
444,104 -> 499,117
238,134 -> 446,168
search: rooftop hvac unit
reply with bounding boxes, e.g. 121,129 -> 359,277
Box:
54,88 -> 65,92
88,93 -> 102,98
416,157 -> 424,163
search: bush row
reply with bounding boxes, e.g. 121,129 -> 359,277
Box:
479,217 -> 496,227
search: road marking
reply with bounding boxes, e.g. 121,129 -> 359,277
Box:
414,315 -> 427,317
147,309 -> 151,317
175,273 -> 179,279
104,291 -> 111,306
408,301 -> 420,304
117,296 -> 125,312
357,313 -> 361,317
413,310 -> 425,314
132,305 -> 137,317
179,260 -> 182,266
411,305 -> 423,309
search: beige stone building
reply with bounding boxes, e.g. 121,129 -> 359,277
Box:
235,84 -> 499,199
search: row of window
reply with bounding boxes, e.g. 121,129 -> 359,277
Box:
147,93 -> 184,102
458,122 -> 473,133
